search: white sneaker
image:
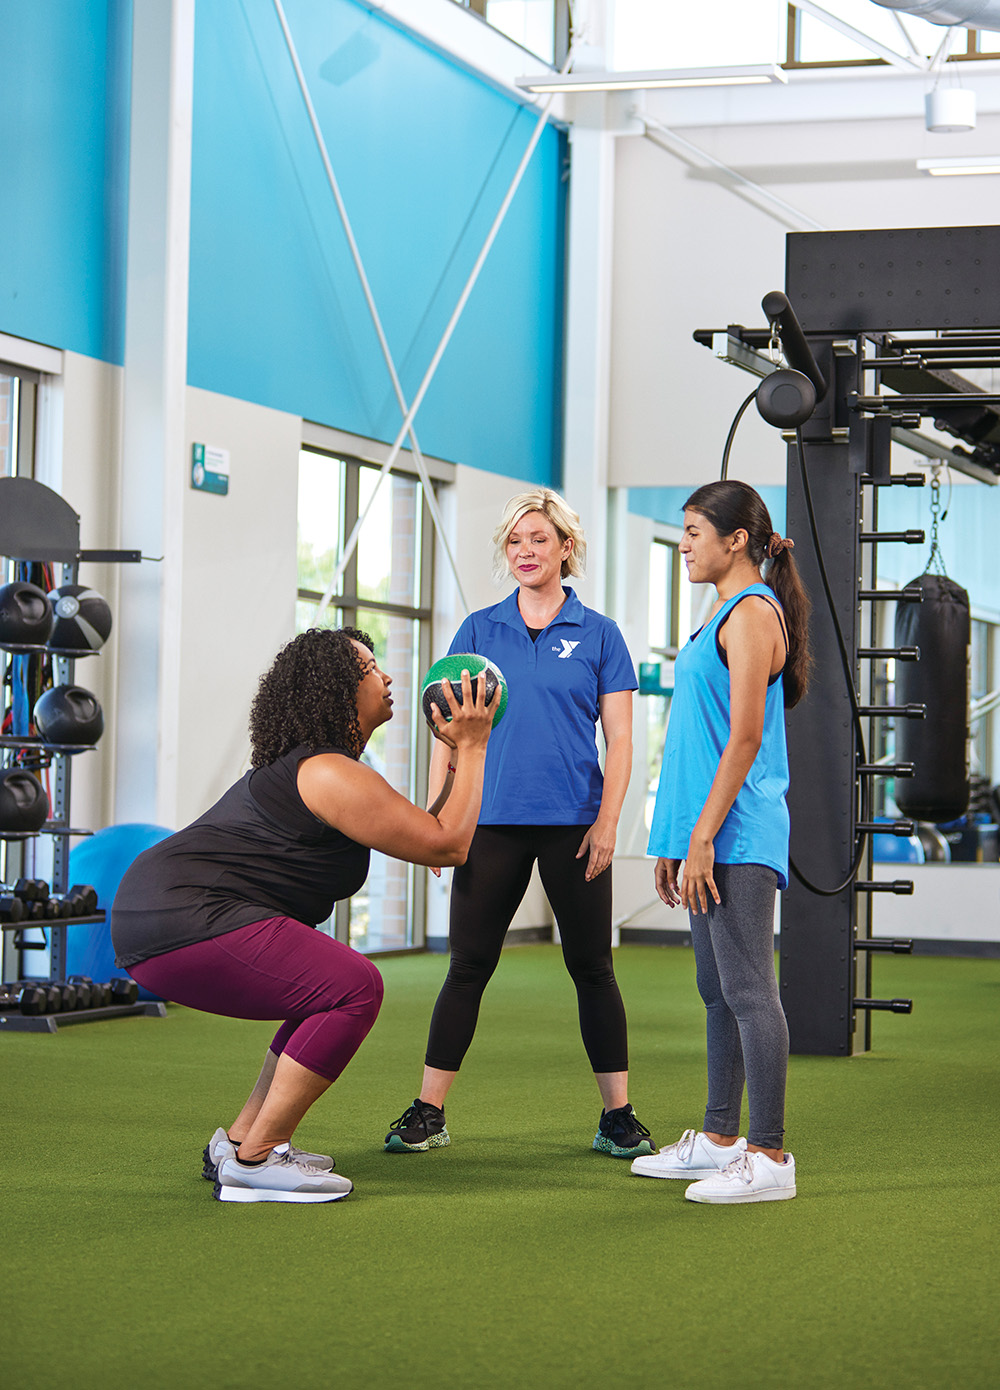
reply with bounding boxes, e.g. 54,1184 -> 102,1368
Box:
684,1150 -> 796,1204
630,1129 -> 747,1179
214,1143 -> 354,1204
202,1127 -> 334,1181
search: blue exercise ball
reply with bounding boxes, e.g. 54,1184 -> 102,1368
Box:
67,823 -> 173,999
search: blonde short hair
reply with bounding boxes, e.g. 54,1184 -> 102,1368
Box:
491,489 -> 587,586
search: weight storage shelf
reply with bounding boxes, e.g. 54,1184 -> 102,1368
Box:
0,735 -> 99,755
0,643 -> 98,658
0,1000 -> 168,1033
1,476 -> 159,1029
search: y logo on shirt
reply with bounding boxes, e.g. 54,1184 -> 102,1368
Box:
554,640 -> 579,659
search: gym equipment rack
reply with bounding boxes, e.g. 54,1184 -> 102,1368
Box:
0,477 -> 164,1031
696,224 -> 1000,1055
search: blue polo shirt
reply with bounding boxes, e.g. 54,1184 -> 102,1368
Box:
447,586 -> 637,825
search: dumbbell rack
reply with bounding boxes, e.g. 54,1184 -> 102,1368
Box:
0,477 -> 165,1032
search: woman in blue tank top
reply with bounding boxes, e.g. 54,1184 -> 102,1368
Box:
633,480 -> 812,1205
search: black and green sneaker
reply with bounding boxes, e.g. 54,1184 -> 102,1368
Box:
384,1098 -> 451,1153
592,1104 -> 654,1158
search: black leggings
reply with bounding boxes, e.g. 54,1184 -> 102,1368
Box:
424,824 -> 629,1074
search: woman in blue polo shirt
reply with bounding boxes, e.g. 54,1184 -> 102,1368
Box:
632,480 -> 811,1204
385,488 -> 653,1159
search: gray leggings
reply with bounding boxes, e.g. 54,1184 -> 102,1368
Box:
688,862 -> 788,1149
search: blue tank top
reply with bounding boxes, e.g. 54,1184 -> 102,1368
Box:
647,582 -> 789,888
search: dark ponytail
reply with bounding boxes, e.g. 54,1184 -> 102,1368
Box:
683,480 -> 812,707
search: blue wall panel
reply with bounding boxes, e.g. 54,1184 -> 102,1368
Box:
631,479 -> 1000,616
878,480 -> 1000,616
0,0 -> 131,363
187,0 -> 565,483
0,1 -> 564,484
629,485 -> 787,534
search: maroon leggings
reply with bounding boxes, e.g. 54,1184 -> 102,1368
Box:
128,917 -> 384,1082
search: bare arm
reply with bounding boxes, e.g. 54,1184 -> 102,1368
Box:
681,598 -> 783,913
426,732 -> 454,816
297,672 -> 495,868
576,689 -> 633,882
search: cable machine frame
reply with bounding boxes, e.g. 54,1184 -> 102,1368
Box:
696,224 -> 1000,1056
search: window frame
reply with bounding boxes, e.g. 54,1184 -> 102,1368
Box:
784,4 -> 1000,71
0,362 -> 40,481
296,429 -> 452,954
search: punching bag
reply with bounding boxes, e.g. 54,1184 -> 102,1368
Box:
894,574 -> 970,823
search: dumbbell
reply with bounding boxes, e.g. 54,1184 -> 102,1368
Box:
0,982 -> 48,1015
109,978 -> 139,1006
47,981 -> 80,1010
63,884 -> 99,917
0,894 -> 26,923
13,878 -> 50,903
12,980 -> 62,1012
60,977 -> 92,1008
68,975 -> 113,1008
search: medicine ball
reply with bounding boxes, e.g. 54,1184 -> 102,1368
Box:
420,653 -> 508,729
755,369 -> 817,430
0,581 -> 54,647
0,769 -> 50,832
33,685 -> 104,746
47,584 -> 112,653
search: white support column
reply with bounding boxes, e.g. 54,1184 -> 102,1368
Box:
115,0 -> 194,828
561,105 -> 617,612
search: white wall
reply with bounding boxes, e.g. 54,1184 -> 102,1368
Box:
47,352 -> 125,840
175,388 -> 301,827
609,107 -> 1000,492
43,362 -> 302,835
871,864 -> 1000,944
609,132 -> 789,491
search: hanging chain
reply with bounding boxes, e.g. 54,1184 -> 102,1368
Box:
924,469 -> 948,576
768,322 -> 783,365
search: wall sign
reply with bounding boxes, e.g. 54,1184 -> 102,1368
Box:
191,443 -> 230,496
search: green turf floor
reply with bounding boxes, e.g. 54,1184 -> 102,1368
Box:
3,945 -> 998,1388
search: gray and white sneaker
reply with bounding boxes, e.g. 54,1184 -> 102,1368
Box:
214,1143 -> 353,1204
685,1149 -> 796,1204
630,1128 -> 747,1179
202,1127 -> 334,1181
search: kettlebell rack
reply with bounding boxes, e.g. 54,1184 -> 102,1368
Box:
0,477 -> 163,1032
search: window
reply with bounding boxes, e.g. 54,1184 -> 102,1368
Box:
297,449 -> 435,953
614,0 -> 784,70
644,535 -> 682,832
970,616 -> 994,782
449,0 -> 569,65
0,366 -> 37,479
604,2 -> 1000,74
787,3 -> 1000,70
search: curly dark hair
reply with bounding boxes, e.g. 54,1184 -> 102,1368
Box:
248,626 -> 375,766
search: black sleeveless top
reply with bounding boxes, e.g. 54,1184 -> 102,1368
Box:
111,745 -> 370,967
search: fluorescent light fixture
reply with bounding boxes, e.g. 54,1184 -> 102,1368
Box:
917,156 -> 1000,175
516,65 -> 788,94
